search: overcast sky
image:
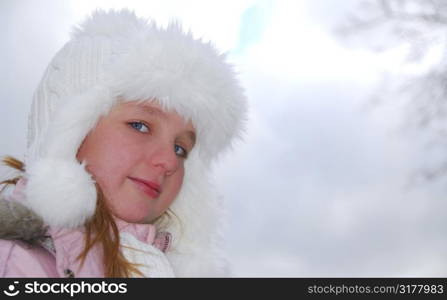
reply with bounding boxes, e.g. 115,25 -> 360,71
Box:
1,0 -> 447,277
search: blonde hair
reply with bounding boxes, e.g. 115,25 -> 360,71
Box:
0,156 -> 24,191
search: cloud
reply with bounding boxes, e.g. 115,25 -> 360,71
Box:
214,0 -> 447,274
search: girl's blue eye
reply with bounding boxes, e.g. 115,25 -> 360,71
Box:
175,145 -> 188,159
129,122 -> 149,133
128,122 -> 188,158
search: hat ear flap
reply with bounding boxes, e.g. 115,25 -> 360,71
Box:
25,86 -> 115,228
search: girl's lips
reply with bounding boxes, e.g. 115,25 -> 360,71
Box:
128,177 -> 161,199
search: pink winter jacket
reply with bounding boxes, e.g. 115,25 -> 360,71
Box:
0,179 -> 171,278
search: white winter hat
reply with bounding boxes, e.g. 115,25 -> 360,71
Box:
23,9 -> 247,276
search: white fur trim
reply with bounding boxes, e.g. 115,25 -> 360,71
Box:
26,159 -> 96,228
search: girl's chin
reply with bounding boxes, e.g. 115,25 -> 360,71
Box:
109,202 -> 151,224
113,212 -> 150,224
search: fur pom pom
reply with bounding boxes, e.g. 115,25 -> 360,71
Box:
25,159 -> 97,228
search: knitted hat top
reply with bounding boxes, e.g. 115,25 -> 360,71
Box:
23,9 -> 247,276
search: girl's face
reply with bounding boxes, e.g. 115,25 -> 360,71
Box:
76,101 -> 196,223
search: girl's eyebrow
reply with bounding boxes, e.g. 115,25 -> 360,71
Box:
184,131 -> 196,147
139,105 -> 166,119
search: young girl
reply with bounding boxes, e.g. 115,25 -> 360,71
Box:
0,9 -> 247,277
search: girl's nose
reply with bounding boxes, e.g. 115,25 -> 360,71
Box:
149,144 -> 180,176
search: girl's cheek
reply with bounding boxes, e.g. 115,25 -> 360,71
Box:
100,146 -> 135,177
83,122 -> 144,184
